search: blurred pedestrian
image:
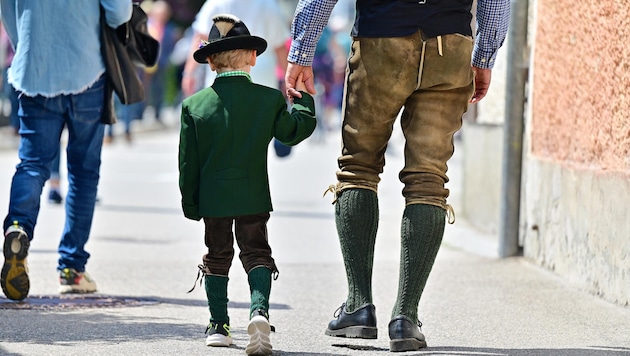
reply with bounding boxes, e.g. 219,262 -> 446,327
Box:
169,26 -> 206,106
47,146 -> 63,204
178,15 -> 316,355
104,93 -> 145,144
142,0 -> 179,124
285,0 -> 510,351
0,0 -> 132,301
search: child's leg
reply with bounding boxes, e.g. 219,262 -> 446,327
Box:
234,213 -> 277,317
202,217 -> 235,347
234,213 -> 276,355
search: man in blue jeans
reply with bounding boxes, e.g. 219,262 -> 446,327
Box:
0,0 -> 132,301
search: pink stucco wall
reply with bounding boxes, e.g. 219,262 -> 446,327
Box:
532,0 -> 630,171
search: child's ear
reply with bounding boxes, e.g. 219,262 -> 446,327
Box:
250,50 -> 257,67
208,60 -> 217,72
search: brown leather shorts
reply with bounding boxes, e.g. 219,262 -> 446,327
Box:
202,212 -> 277,276
336,31 -> 475,209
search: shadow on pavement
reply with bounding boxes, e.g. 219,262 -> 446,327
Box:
392,346 -> 630,356
0,311 -> 204,344
0,295 -> 291,310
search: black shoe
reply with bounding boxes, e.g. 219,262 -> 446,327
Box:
48,189 -> 63,204
388,315 -> 427,352
325,303 -> 378,339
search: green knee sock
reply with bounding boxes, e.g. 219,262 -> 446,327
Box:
335,188 -> 379,312
391,204 -> 446,321
248,266 -> 272,318
204,274 -> 229,324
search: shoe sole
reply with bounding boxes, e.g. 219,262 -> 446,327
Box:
325,325 -> 378,339
1,229 -> 30,301
389,338 -> 428,352
246,315 -> 272,355
58,285 -> 97,294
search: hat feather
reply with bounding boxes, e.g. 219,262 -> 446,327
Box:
212,14 -> 240,38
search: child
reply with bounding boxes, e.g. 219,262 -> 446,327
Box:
178,14 -> 316,355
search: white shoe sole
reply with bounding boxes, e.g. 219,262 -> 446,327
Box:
246,315 -> 272,355
58,285 -> 97,294
206,333 -> 232,347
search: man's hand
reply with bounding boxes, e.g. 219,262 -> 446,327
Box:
295,73 -> 307,93
285,62 -> 316,99
470,67 -> 492,104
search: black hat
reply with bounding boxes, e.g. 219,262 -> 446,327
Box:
193,14 -> 267,63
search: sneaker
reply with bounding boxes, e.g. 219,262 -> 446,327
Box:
1,223 -> 30,300
58,268 -> 97,294
48,189 -> 63,204
205,321 -> 232,347
246,309 -> 273,355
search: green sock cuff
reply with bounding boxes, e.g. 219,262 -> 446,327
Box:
248,266 -> 272,317
205,275 -> 230,324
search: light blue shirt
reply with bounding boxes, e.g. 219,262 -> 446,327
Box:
0,0 -> 132,97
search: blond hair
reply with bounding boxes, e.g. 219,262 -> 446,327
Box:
209,49 -> 255,71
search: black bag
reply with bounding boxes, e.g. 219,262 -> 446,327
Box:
100,4 -> 160,123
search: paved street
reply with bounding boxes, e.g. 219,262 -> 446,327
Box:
0,115 -> 629,356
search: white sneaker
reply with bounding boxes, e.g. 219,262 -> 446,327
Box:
205,322 -> 232,347
246,312 -> 272,355
58,268 -> 97,294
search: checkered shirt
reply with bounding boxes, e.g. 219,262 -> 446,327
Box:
288,0 -> 510,69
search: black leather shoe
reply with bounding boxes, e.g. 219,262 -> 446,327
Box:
325,303 -> 378,339
388,315 -> 427,352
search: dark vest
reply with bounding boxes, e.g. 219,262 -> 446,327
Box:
351,0 -> 473,38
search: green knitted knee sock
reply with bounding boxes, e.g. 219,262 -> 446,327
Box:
248,266 -> 272,317
204,274 -> 230,324
391,204 -> 446,321
335,188 -> 379,312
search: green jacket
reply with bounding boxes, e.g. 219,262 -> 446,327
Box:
178,75 -> 316,220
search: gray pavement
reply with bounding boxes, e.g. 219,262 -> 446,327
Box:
0,111 -> 629,356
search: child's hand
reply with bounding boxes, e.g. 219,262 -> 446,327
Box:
295,73 -> 307,93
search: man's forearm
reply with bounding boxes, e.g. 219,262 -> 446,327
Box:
288,0 -> 338,66
473,0 -> 510,69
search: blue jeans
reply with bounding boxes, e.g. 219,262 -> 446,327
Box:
3,67 -> 20,131
3,76 -> 105,272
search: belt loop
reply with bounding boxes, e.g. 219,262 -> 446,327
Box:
437,35 -> 443,56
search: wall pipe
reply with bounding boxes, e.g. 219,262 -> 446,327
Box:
499,0 -> 530,258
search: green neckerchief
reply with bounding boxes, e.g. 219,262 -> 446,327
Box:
216,71 -> 252,82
